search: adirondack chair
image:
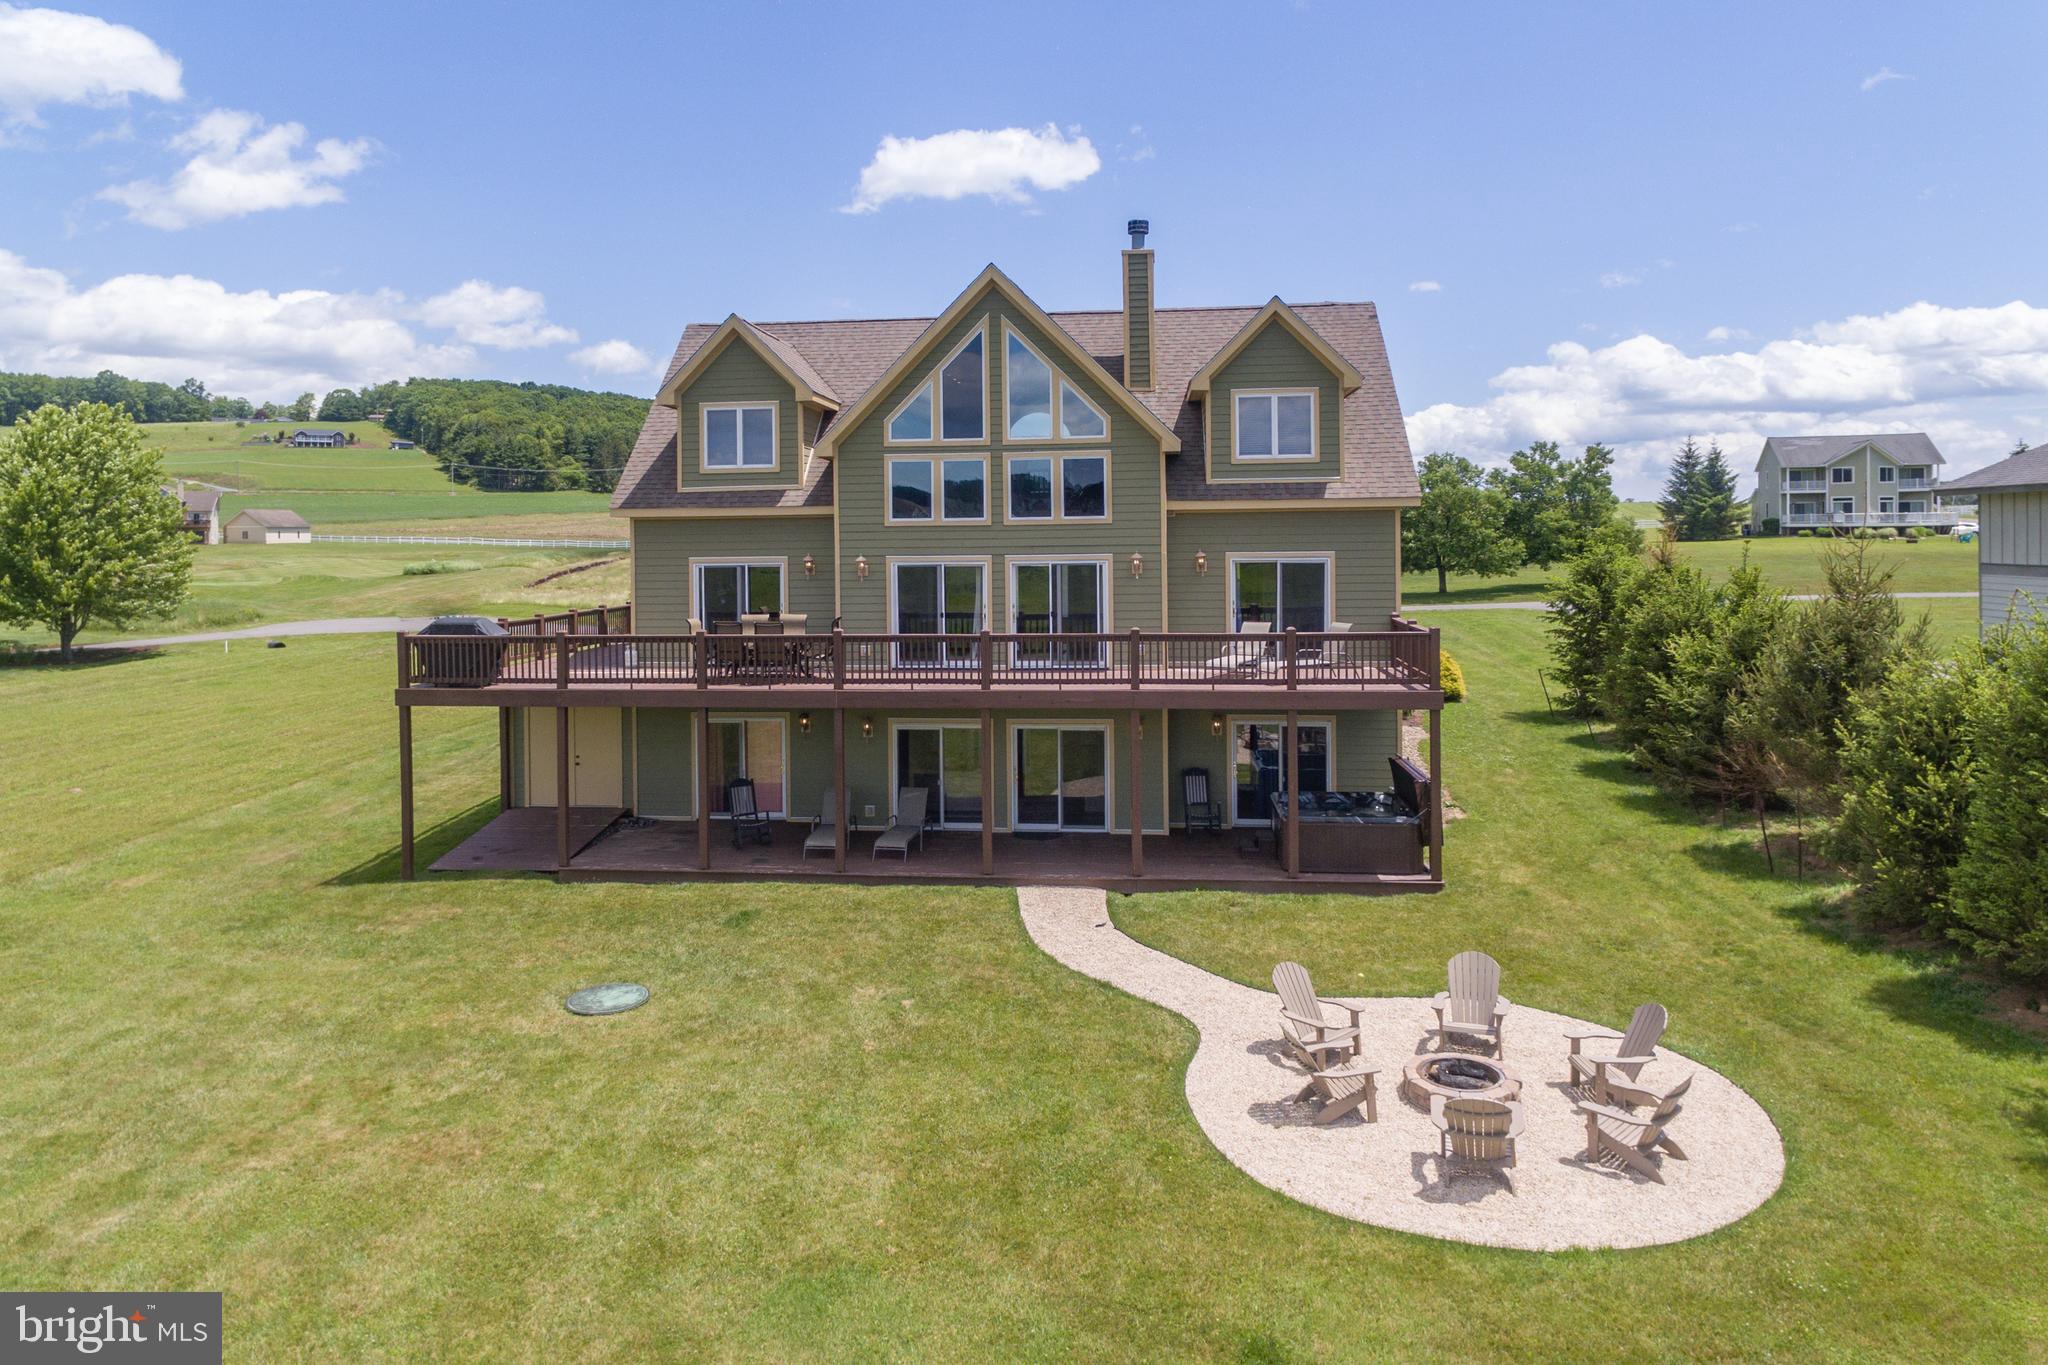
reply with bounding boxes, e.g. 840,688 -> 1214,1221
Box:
726,778 -> 771,848
1294,1061 -> 1380,1125
1271,961 -> 1361,1068
1565,1003 -> 1668,1103
872,788 -> 928,860
801,787 -> 839,859
1577,1071 -> 1692,1183
1182,768 -> 1223,833
1429,1095 -> 1524,1178
1429,951 -> 1509,1058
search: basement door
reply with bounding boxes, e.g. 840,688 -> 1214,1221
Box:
525,708 -> 623,807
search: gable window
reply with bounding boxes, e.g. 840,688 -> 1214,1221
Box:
888,383 -> 933,442
695,561 -> 784,622
1233,390 -> 1316,461
1059,380 -> 1106,439
940,330 -> 985,440
1831,466 -> 1854,484
702,403 -> 776,470
1006,453 -> 1108,522
887,455 -> 987,524
1006,332 -> 1053,439
1877,465 -> 1896,483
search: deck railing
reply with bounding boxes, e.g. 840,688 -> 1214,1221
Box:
400,616 -> 1441,694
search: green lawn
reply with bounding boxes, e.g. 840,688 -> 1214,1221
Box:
216,489 -> 615,527
0,614 -> 2041,1356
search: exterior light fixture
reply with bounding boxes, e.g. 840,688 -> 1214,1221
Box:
803,554 -> 816,577
1210,713 -> 1224,736
855,555 -> 869,580
1130,552 -> 1144,578
1194,550 -> 1208,575
861,716 -> 874,740
797,712 -> 811,734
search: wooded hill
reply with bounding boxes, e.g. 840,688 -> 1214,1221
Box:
324,378 -> 648,492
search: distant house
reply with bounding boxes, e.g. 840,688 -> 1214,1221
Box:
290,428 -> 348,448
389,439 -> 417,450
366,411 -> 388,421
223,508 -> 312,545
161,484 -> 222,544
1941,444 -> 2048,632
1749,433 -> 1953,534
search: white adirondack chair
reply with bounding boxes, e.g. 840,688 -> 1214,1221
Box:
1565,1002 -> 1668,1103
1271,961 -> 1361,1069
1429,951 -> 1509,1058
1578,1071 -> 1692,1183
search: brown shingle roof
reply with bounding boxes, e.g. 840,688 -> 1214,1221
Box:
612,296 -> 1417,512
229,508 -> 310,529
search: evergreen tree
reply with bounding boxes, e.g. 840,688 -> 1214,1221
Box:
1692,443 -> 1744,540
1658,437 -> 1705,533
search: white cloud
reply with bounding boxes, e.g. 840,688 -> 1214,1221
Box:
841,123 -> 1100,214
1600,269 -> 1645,289
1723,222 -> 1758,234
416,280 -> 576,349
568,338 -> 653,375
1117,123 -> 1155,164
98,108 -> 374,229
0,4 -> 181,126
1861,66 -> 1912,92
1408,280 -> 1442,293
1405,299 -> 2048,496
1704,325 -> 1751,343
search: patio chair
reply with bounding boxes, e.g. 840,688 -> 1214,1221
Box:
1565,1002 -> 1667,1104
872,788 -> 928,860
1182,768 -> 1223,833
801,787 -> 839,859
1197,620 -> 1272,673
1271,961 -> 1361,1069
1294,1061 -> 1381,1125
1429,950 -> 1509,1058
725,777 -> 771,848
1430,1095 -> 1524,1178
1577,1071 -> 1692,1183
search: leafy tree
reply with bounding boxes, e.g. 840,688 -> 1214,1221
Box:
286,392 -> 316,421
1488,440 -> 1622,566
1949,626 -> 2048,975
317,387 -> 369,422
1403,452 -> 1524,594
0,403 -> 193,661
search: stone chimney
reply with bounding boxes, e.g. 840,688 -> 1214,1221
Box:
1122,219 -> 1154,392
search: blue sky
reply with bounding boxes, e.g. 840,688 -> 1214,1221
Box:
4,1 -> 2047,495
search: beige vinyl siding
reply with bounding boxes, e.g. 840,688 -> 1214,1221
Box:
834,290 -> 1167,634
1122,249 -> 1154,390
674,337 -> 801,490
1166,710 -> 1400,827
1981,566 -> 2048,630
1980,490 -> 2048,565
1165,507 -> 1400,630
1206,322 -> 1342,482
1751,446 -> 1780,528
629,516 -> 835,633
508,707 -> 634,810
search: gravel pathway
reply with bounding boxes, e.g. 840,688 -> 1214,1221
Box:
1018,886 -> 1785,1250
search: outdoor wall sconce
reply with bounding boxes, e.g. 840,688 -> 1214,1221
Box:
862,716 -> 875,740
1210,713 -> 1224,736
855,555 -> 869,580
797,712 -> 812,734
803,554 -> 815,577
1194,550 -> 1208,575
1130,552 -> 1144,578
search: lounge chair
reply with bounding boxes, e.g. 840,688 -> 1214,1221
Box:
726,778 -> 771,848
1182,767 -> 1223,833
1198,620 -> 1271,673
801,787 -> 839,859
1565,1002 -> 1667,1103
1430,950 -> 1509,1058
1430,1095 -> 1524,1179
872,788 -> 928,860
1294,1061 -> 1380,1125
1577,1071 -> 1692,1183
1271,961 -> 1361,1069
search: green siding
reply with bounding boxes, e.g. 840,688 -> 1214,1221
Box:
1208,323 -> 1343,482
674,337 -> 801,490
1123,250 -> 1153,390
1165,507 -> 1400,631
631,516 -> 836,634
632,710 -> 694,817
834,288 -> 1167,634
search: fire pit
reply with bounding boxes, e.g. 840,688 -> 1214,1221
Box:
1402,1052 -> 1521,1109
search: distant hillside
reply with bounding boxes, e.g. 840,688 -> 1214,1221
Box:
0,369 -> 264,425
340,378 -> 649,493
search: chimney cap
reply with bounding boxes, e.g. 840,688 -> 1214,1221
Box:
1126,219 -> 1149,249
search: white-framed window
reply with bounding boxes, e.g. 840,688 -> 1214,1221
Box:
1229,555 -> 1332,632
1877,465 -> 1896,483
1005,452 -> 1110,522
1232,390 -> 1317,461
693,560 -> 785,622
1013,723 -> 1111,831
1833,497 -> 1856,515
887,382 -> 934,442
889,559 -> 987,666
1831,466 -> 1855,484
1009,558 -> 1109,667
883,320 -> 989,444
886,455 -> 988,524
1003,324 -> 1111,442
701,402 -> 777,470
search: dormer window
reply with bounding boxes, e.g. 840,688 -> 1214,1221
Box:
702,403 -> 776,470
1234,390 -> 1316,460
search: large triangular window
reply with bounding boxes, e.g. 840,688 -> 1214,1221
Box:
887,322 -> 987,443
1059,380 -> 1106,439
888,381 -> 933,442
1004,323 -> 1110,443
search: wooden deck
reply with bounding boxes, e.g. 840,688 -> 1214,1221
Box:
431,810 -> 1440,895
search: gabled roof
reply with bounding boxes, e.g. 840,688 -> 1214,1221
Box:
1942,443 -> 2048,494
1760,433 -> 1944,470
228,508 -> 310,529
1184,296 -> 1365,397
653,313 -> 840,409
161,485 -> 220,514
291,428 -> 346,438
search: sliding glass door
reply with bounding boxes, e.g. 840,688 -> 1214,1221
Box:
1231,558 -> 1329,632
707,717 -> 786,816
1014,725 -> 1108,831
1232,720 -> 1330,824
895,724 -> 984,828
696,562 -> 782,623
893,562 -> 984,666
1011,559 -> 1105,666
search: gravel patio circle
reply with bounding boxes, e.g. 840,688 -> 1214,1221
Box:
1018,886 -> 1785,1251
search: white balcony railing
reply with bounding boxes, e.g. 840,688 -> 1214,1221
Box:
1898,477 -> 1935,491
1779,511 -> 1952,528
1785,478 -> 1828,491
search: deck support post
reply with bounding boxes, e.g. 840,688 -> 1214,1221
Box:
1127,709 -> 1144,877
980,709 -> 995,875
398,704 -> 415,881
1284,710 -> 1300,878
555,705 -> 571,871
695,707 -> 712,871
833,707 -> 847,872
1428,705 -> 1444,881
497,708 -> 512,812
